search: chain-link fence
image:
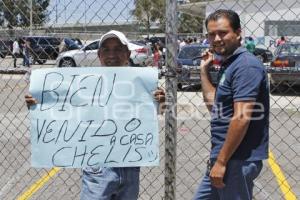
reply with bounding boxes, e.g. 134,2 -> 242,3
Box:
0,0 -> 299,199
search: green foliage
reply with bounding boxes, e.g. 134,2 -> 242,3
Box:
178,13 -> 204,33
132,0 -> 206,34
0,0 -> 50,27
131,0 -> 165,34
178,0 -> 206,33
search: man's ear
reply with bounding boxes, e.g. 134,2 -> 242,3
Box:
236,28 -> 242,41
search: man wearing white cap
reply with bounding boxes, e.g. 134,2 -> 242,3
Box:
25,30 -> 165,200
79,30 -> 165,200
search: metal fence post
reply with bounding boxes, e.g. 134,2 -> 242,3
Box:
29,0 -> 33,35
165,0 -> 178,199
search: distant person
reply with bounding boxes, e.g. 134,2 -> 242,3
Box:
153,43 -> 162,68
177,39 -> 181,52
245,36 -> 256,53
12,38 -> 20,68
22,39 -> 30,67
179,38 -> 187,51
202,33 -> 209,45
193,37 -> 198,43
276,36 -> 286,46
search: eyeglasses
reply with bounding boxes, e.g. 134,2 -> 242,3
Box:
100,47 -> 128,54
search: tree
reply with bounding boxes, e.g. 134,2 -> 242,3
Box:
132,0 -> 210,35
178,0 -> 207,33
0,0 -> 50,27
178,13 -> 204,33
131,0 -> 165,36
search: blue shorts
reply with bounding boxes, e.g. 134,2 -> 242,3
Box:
193,160 -> 263,200
80,167 -> 140,200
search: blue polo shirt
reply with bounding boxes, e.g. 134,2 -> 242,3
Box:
210,47 -> 269,161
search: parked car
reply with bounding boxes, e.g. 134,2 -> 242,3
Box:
253,47 -> 273,63
59,38 -> 83,53
57,39 -> 153,67
269,42 -> 300,91
0,39 -> 13,58
22,36 -> 61,64
130,41 -> 153,66
176,44 -> 219,90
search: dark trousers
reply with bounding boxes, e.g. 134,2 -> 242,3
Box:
193,160 -> 263,200
13,53 -> 19,67
23,52 -> 30,67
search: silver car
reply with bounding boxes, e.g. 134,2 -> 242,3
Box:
56,39 -> 153,67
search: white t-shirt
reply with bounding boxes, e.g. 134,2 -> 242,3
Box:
13,41 -> 20,54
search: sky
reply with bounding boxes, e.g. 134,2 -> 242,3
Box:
47,0 -> 135,26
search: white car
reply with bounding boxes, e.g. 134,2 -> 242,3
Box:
56,39 -> 153,67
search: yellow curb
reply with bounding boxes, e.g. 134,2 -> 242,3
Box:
17,168 -> 60,200
268,151 -> 297,200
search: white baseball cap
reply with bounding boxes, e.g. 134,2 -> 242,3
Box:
99,30 -> 130,49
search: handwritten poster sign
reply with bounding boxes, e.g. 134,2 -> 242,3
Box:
29,67 -> 159,168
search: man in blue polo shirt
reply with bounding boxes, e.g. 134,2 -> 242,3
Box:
193,9 -> 269,200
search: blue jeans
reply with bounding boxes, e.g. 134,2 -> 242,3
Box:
193,160 -> 263,200
80,167 -> 140,200
23,53 -> 30,67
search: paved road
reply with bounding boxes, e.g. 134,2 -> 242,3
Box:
0,56 -> 299,199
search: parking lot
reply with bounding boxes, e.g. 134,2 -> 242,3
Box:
0,55 -> 299,199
